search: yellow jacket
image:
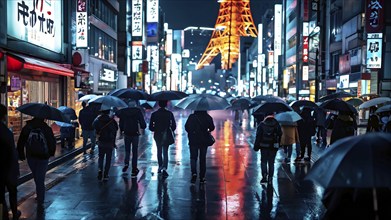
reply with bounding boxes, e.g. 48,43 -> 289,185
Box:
280,125 -> 300,145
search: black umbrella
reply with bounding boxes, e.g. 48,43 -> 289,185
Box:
252,102 -> 293,116
109,88 -> 149,100
17,103 -> 67,122
175,94 -> 230,111
346,98 -> 364,107
149,90 -> 188,101
58,106 -> 77,120
320,99 -> 358,114
319,91 -> 355,102
289,100 -> 318,109
252,95 -> 285,103
375,104 -> 391,114
227,97 -> 254,110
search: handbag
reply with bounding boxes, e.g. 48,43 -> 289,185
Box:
195,116 -> 215,146
161,127 -> 175,146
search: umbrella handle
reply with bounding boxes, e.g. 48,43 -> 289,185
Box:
373,188 -> 379,220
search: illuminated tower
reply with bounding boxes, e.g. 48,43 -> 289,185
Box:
196,0 -> 258,70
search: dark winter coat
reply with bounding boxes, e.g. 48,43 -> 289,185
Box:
315,107 -> 326,127
253,116 -> 282,151
149,108 -> 176,144
0,122 -> 20,183
185,111 -> 215,147
17,118 -> 56,160
93,114 -> 118,145
117,107 -> 146,136
297,108 -> 316,142
79,106 -> 97,131
330,114 -> 356,145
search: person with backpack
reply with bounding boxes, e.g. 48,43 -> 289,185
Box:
17,116 -> 56,210
253,114 -> 282,184
93,109 -> 118,181
149,100 -> 177,178
116,100 -> 146,177
79,102 -> 98,154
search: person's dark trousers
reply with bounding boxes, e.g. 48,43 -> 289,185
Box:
98,143 -> 114,175
27,157 -> 48,205
319,126 -> 327,145
300,137 -> 312,158
283,145 -> 293,158
190,145 -> 208,178
82,130 -> 96,152
156,142 -> 169,171
260,149 -> 277,180
1,179 -> 10,220
5,179 -> 18,218
124,135 -> 139,169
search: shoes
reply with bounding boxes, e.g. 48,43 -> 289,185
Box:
97,170 -> 103,180
260,177 -> 268,184
294,157 -> 302,162
122,165 -> 129,173
162,170 -> 169,178
191,174 -> 197,183
131,168 -> 139,177
268,177 -> 273,184
304,157 -> 311,162
13,210 -> 22,220
103,174 -> 109,181
199,178 -> 206,184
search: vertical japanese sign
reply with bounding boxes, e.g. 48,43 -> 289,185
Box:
147,0 -> 159,23
366,0 -> 384,33
302,65 -> 309,81
132,0 -> 143,37
366,33 -> 382,69
132,41 -> 143,60
274,4 -> 282,57
76,0 -> 88,48
7,0 -> 62,53
302,37 -> 309,62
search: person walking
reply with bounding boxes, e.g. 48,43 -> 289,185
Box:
315,107 -> 327,146
149,100 -> 176,178
79,102 -> 97,154
253,115 -> 282,184
296,108 -> 316,162
0,104 -> 21,220
280,123 -> 300,163
93,109 -> 118,181
185,110 -> 215,184
117,100 -> 146,177
330,112 -> 357,145
17,116 -> 56,210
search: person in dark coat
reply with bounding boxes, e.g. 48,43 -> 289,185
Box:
296,107 -> 316,162
149,100 -> 176,178
330,112 -> 357,145
117,100 -> 146,177
253,115 -> 282,184
185,110 -> 215,184
60,125 -> 74,149
366,106 -> 380,132
0,104 -> 21,220
17,116 -> 56,210
93,109 -> 118,181
79,102 -> 98,154
315,107 -> 327,146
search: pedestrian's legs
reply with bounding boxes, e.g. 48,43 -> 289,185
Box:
307,137 -> 312,158
156,144 -> 163,171
267,150 -> 277,182
199,146 -> 207,178
82,130 -> 88,150
27,158 -> 48,204
5,181 -> 18,217
286,144 -> 293,158
162,145 -> 169,170
90,131 -> 96,150
300,141 -> 307,158
295,143 -> 301,158
104,147 -> 113,176
124,135 -> 131,166
189,145 -> 199,175
60,137 -> 65,149
320,126 -> 327,145
131,136 -> 139,169
98,145 -> 104,171
260,149 -> 268,179
1,180 -> 9,220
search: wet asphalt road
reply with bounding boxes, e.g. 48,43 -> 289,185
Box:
14,110 -> 335,220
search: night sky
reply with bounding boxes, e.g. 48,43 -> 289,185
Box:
160,0 -> 274,30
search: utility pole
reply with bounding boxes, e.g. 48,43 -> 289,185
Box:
315,48 -> 319,102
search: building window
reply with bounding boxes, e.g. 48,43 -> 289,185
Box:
89,26 -> 117,63
89,0 -> 117,31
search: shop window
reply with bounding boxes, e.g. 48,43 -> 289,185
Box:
89,26 -> 117,63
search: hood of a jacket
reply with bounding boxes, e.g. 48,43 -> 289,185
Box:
263,116 -> 278,126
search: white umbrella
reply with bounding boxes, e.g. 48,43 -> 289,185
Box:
88,96 -> 128,111
79,94 -> 98,102
359,97 -> 391,109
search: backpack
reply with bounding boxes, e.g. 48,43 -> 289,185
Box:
259,123 -> 277,148
26,128 -> 49,159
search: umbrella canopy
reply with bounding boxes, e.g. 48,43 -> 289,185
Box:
359,97 -> 391,110
252,95 -> 285,103
149,90 -> 188,101
274,111 -> 302,125
375,104 -> 391,114
17,103 -> 66,122
58,106 -> 77,120
228,97 -> 254,110
109,88 -> 149,100
319,91 -> 355,102
252,102 -> 293,116
88,95 -> 128,111
139,100 -> 156,109
175,94 -> 230,111
320,99 -> 358,114
359,93 -> 380,100
346,98 -> 364,107
79,94 -> 98,102
305,133 -> 391,188
54,121 -> 73,127
290,100 -> 318,109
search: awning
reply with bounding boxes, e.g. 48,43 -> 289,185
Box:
7,53 -> 74,77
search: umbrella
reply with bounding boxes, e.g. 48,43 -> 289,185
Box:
359,97 -> 391,110
359,93 -> 380,100
252,95 -> 285,103
175,94 -> 230,111
305,133 -> 391,188
149,90 -> 188,101
109,88 -> 149,100
375,104 -> 391,114
17,103 -> 67,122
319,91 -> 355,102
88,95 -> 128,111
79,94 -> 98,102
290,100 -> 318,109
139,100 -> 156,109
227,97 -> 254,110
320,99 -> 358,114
274,111 -> 302,125
346,98 -> 364,107
58,106 -> 77,120
252,102 -> 293,116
